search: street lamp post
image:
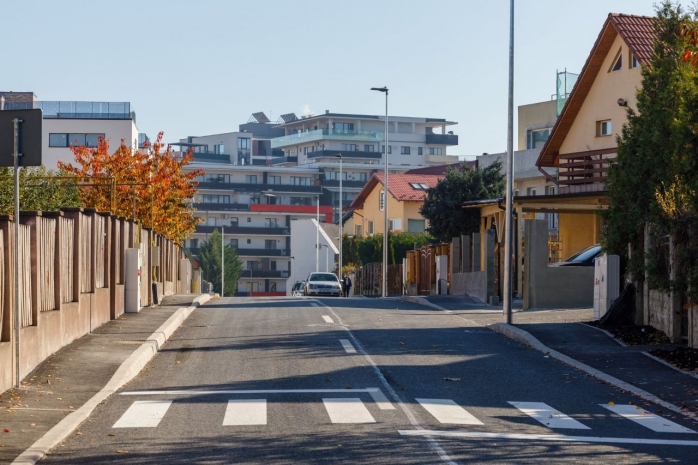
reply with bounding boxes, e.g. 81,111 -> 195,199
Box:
335,154 -> 343,278
503,0 -> 515,324
371,86 -> 389,298
316,195 -> 320,273
221,226 -> 224,298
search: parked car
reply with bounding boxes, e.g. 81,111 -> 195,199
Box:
550,244 -> 602,267
304,272 -> 342,297
292,281 -> 305,296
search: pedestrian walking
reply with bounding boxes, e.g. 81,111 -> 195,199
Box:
342,275 -> 352,297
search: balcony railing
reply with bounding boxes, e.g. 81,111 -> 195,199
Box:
557,150 -> 614,194
194,225 -> 290,235
425,133 -> 459,145
322,179 -> 368,189
196,181 -> 322,194
237,248 -> 290,257
241,270 -> 290,278
193,202 -> 250,211
192,153 -> 231,163
272,129 -> 383,148
307,149 -> 381,160
1,100 -> 133,120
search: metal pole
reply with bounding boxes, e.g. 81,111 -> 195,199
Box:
326,246 -> 329,272
221,226 -> 225,297
13,118 -> 21,388
503,0 -> 515,324
338,154 -> 343,277
383,91 -> 389,297
316,196 -> 320,273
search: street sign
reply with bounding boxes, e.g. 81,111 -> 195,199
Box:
0,109 -> 42,166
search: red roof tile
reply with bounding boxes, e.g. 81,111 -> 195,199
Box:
609,14 -> 656,65
348,173 -> 443,210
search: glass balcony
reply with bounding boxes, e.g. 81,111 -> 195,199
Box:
425,133 -> 459,145
1,101 -> 132,119
271,129 -> 383,148
194,225 -> 290,235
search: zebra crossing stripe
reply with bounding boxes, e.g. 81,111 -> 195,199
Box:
223,399 -> 267,426
509,402 -> 590,430
601,404 -> 696,433
113,400 -> 172,428
416,399 -> 483,425
322,315 -> 334,323
323,398 -> 376,423
339,339 -> 357,353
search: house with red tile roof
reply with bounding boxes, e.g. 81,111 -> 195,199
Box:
345,173 -> 443,237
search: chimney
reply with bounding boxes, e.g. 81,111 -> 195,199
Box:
325,110 -> 329,114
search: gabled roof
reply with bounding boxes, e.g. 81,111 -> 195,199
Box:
405,161 -> 475,175
347,173 -> 443,210
537,13 -> 656,167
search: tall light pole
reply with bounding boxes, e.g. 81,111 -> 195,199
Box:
316,195 -> 320,273
371,86 -> 389,297
221,226 -> 225,298
503,0 -> 515,324
335,153 -> 343,277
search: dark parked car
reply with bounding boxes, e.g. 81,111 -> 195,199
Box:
292,281 -> 305,296
550,244 -> 602,267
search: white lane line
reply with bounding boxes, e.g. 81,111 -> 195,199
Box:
339,339 -> 357,354
316,299 -> 456,464
368,388 -> 395,410
509,402 -> 590,430
398,430 -> 698,446
323,398 -> 376,424
113,400 -> 172,428
121,388 -> 381,395
310,303 -> 319,307
223,399 -> 266,426
322,315 -> 334,323
416,399 -> 483,425
601,404 -> 696,433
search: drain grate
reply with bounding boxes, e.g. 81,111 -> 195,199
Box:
307,324 -> 347,327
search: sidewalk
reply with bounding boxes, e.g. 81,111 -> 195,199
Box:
0,294 -> 211,465
402,295 -> 698,420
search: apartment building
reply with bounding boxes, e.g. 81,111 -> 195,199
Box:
0,92 -> 145,169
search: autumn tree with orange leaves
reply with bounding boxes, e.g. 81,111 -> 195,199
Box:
59,132 -> 202,245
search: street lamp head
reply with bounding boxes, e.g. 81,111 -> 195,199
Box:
335,153 -> 342,159
371,87 -> 388,93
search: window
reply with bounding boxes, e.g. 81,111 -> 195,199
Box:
388,145 -> 392,154
631,53 -> 640,68
526,187 -> 537,196
247,260 -> 260,270
189,238 -> 198,248
368,221 -> 374,235
268,175 -> 281,185
206,217 -> 216,226
364,144 -> 375,152
332,122 -> 354,133
238,137 -> 251,150
68,134 -> 85,147
418,147 -> 423,156
265,218 -> 278,228
265,240 -> 277,249
389,218 -> 402,232
206,174 -> 230,183
199,194 -> 230,203
270,261 -> 277,271
597,120 -> 612,136
290,197 -> 312,206
230,217 -> 239,227
609,47 -> 622,72
357,172 -> 367,182
247,217 -> 252,222
355,224 -> 363,237
49,133 -> 68,147
214,144 -> 225,154
326,171 -> 347,181
85,134 -> 103,147
246,239 -> 252,244
291,176 -> 310,186
229,239 -> 238,248
429,147 -> 443,155
401,146 -> 410,155
409,183 -> 429,190
379,189 -> 385,211
526,128 -> 550,149
245,175 -> 258,184
341,143 -> 358,151
408,219 -> 426,233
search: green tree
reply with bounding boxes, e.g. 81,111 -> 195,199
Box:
420,161 -> 505,242
0,166 -> 80,214
197,229 -> 243,296
342,232 -> 435,268
603,1 -> 698,298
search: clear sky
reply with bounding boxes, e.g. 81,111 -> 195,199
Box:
2,0 -> 658,157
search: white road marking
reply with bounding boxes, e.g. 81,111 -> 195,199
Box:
416,399 -> 483,425
323,398 -> 376,423
122,388 -> 382,395
322,315 -> 334,323
339,339 -> 357,354
601,404 -> 695,433
398,430 -> 698,446
368,388 -> 395,410
113,400 -> 172,428
509,402 -> 590,430
223,399 -> 266,426
310,303 -> 319,307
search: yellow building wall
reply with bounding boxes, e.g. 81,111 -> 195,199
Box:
558,212 -> 603,259
402,201 -> 428,232
517,100 -> 557,150
358,184 -> 406,235
559,34 -> 643,155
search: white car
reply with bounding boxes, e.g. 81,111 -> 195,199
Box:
304,272 -> 342,297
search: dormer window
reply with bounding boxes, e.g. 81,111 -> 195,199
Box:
609,48 -> 622,72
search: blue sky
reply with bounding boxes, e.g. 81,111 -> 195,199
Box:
2,0 -> 657,156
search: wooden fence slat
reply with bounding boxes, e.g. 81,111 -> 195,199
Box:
19,224 -> 32,327
80,214 -> 92,293
61,217 -> 74,303
39,217 -> 56,312
0,233 -> 3,332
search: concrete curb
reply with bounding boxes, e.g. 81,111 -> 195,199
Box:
488,322 -> 697,422
642,351 -> 698,380
12,294 -> 212,465
398,295 -> 451,312
578,322 -> 628,347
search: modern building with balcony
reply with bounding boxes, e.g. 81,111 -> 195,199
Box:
0,92 -> 144,169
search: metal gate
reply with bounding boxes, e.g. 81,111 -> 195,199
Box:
418,246 -> 432,296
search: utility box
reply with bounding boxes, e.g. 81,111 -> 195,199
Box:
125,248 -> 142,313
435,255 -> 448,295
593,254 -> 620,319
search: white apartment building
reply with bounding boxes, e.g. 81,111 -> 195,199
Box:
0,92 -> 144,169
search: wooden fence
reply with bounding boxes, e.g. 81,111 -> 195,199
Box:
354,262 -> 403,296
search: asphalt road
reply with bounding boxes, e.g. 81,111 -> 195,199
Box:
40,297 -> 698,464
